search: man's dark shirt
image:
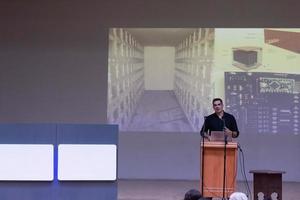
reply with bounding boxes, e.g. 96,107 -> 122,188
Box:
201,112 -> 239,138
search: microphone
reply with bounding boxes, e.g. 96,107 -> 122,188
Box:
221,117 -> 226,131
222,117 -> 228,144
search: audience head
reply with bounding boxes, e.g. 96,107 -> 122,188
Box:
229,192 -> 248,200
184,189 -> 202,200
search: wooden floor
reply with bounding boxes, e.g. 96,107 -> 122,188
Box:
118,179 -> 300,200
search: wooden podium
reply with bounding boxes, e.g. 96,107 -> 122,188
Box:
200,140 -> 238,198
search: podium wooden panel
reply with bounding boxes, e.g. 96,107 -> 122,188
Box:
200,141 -> 238,198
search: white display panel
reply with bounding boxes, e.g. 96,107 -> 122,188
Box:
0,144 -> 54,181
58,144 -> 117,181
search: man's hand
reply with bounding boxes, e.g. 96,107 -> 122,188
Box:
224,127 -> 238,137
224,127 -> 232,135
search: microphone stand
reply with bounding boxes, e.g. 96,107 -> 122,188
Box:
222,118 -> 228,200
200,116 -> 207,196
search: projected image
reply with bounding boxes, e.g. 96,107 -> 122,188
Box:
225,72 -> 300,135
108,28 -> 214,132
107,28 -> 300,134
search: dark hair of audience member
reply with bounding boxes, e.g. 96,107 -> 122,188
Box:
184,189 -> 202,200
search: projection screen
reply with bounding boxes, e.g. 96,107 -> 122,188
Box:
107,28 -> 300,135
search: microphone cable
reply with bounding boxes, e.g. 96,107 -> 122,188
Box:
237,143 -> 252,200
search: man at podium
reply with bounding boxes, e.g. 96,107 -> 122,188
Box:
201,98 -> 239,138
200,98 -> 240,199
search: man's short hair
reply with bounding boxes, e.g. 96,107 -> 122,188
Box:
212,98 -> 223,105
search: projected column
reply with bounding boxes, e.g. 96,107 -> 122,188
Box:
108,28 -> 145,130
174,28 -> 215,131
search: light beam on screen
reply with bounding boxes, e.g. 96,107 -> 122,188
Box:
107,28 -> 300,135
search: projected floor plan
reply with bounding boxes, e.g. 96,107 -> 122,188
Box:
225,72 -> 300,135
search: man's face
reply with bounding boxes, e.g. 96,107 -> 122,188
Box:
213,100 -> 224,114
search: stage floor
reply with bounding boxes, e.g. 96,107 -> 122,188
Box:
118,179 -> 300,200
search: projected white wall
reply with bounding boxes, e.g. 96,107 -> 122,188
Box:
107,28 -> 300,134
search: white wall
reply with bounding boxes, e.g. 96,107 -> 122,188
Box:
144,47 -> 175,90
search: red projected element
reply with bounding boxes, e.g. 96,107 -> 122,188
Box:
264,29 -> 300,53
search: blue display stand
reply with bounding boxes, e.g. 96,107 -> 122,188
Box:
0,124 -> 118,200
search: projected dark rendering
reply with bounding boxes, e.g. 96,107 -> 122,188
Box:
225,72 -> 300,135
107,28 -> 300,134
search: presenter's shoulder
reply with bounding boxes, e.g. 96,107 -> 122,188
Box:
224,111 -> 236,118
206,113 -> 217,119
